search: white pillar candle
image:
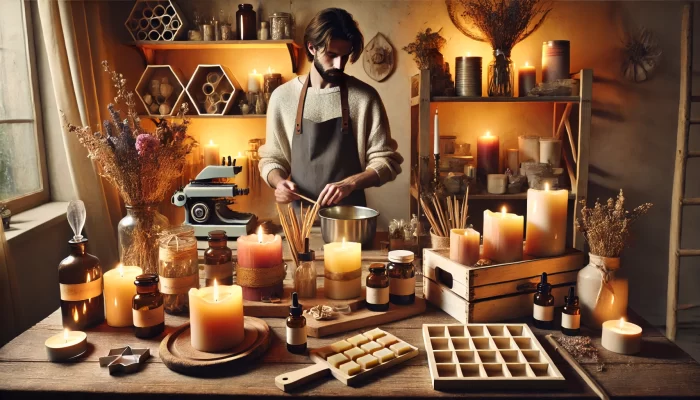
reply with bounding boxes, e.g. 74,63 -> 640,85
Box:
518,135 -> 540,166
189,282 -> 245,352
324,239 -> 362,299
525,184 -> 568,257
506,149 -> 519,175
434,109 -> 439,154
203,140 -> 220,166
248,69 -> 263,93
539,138 -> 562,167
45,329 -> 87,362
483,207 -> 524,263
104,265 -> 142,327
233,151 -> 248,189
450,228 -> 481,266
487,174 -> 507,194
601,318 -> 642,354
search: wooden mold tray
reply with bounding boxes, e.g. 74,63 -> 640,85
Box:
423,323 -> 564,390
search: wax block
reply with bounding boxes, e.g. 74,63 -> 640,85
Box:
390,341 -> 412,356
327,353 -> 349,368
330,340 -> 353,353
360,341 -> 383,354
344,347 -> 366,361
348,334 -> 370,347
316,347 -> 336,360
357,354 -> 379,369
374,348 -> 396,363
339,360 -> 361,376
363,328 -> 386,341
377,335 -> 398,347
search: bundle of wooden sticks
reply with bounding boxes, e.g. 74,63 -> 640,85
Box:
419,188 -> 469,237
276,199 -> 320,266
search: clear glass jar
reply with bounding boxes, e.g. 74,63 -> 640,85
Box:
158,226 -> 199,314
387,250 -> 416,305
132,274 -> 164,339
270,12 -> 291,40
118,204 -> 169,275
487,49 -> 514,97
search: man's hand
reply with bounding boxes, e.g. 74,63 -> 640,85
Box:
275,180 -> 300,204
318,178 -> 357,206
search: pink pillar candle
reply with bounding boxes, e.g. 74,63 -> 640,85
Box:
483,207 -> 524,263
450,228 -> 481,266
236,230 -> 284,301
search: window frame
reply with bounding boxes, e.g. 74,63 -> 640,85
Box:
0,0 -> 49,214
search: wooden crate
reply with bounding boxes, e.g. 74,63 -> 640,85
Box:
422,248 -> 584,323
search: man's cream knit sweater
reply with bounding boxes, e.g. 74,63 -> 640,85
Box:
258,75 -> 403,187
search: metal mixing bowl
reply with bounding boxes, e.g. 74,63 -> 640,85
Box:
319,205 -> 379,246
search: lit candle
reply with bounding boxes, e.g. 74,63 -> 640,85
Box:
45,329 -> 87,362
234,151 -> 249,189
601,318 -> 642,354
477,131 -> 500,184
450,228 -> 481,266
434,109 -> 439,155
324,238 -> 362,299
518,62 -> 537,97
247,69 -> 263,93
236,228 -> 284,301
263,66 -> 282,94
483,206 -> 524,263
103,264 -> 142,327
188,280 -> 245,352
203,140 -> 220,166
525,183 -> 568,257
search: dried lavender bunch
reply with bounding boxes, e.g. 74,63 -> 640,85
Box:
402,28 -> 447,70
576,190 -> 653,257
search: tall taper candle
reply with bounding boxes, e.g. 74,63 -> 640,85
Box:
434,109 -> 439,154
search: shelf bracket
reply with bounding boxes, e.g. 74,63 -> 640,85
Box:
287,43 -> 301,73
134,46 -> 156,66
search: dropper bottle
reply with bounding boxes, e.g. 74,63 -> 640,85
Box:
533,272 -> 554,329
561,286 -> 581,336
286,292 -> 307,354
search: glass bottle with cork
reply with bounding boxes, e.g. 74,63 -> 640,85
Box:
204,230 -> 233,287
132,274 -> 165,338
561,286 -> 581,336
366,263 -> 390,311
533,272 -> 555,329
286,292 -> 307,354
294,238 -> 317,299
387,250 -> 416,305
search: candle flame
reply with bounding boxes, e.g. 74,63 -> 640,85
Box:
619,317 -> 625,328
501,206 -> 507,215
86,272 -> 91,282
73,307 -> 79,322
253,68 -> 257,74
544,182 -> 549,191
267,66 -> 273,74
485,131 -> 491,137
118,263 -> 124,278
238,151 -> 243,157
214,279 -> 219,302
525,61 -> 530,67
64,329 -> 69,342
467,52 -> 471,57
114,297 -> 118,307
257,226 -> 263,243
209,139 -> 214,146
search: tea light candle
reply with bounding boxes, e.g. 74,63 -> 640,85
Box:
602,318 -> 642,354
45,329 -> 87,362
324,238 -> 362,299
518,62 -> 536,97
487,174 -> 507,194
189,281 -> 245,352
525,183 -> 568,257
483,207 -> 524,263
204,140 -> 220,166
104,264 -> 142,327
450,228 -> 481,266
248,69 -> 263,93
234,151 -> 249,189
477,131 -> 499,184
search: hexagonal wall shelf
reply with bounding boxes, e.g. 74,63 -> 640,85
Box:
185,65 -> 242,116
125,0 -> 187,41
135,65 -> 187,117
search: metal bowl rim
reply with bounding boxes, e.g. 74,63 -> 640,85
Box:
318,205 -> 380,221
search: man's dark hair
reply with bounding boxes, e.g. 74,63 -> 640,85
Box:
303,8 -> 364,63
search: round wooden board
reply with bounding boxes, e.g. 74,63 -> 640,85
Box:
160,316 -> 271,376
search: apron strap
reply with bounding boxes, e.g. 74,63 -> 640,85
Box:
340,82 -> 349,134
294,75 -> 350,135
294,76 -> 311,135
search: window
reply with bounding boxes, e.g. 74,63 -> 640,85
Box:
0,0 -> 48,214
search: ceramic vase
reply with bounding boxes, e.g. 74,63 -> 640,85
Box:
576,253 -> 628,329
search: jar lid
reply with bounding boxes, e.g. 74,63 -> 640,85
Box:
368,263 -> 386,273
270,12 -> 290,17
388,250 -> 414,263
134,274 -> 159,286
208,230 -> 228,240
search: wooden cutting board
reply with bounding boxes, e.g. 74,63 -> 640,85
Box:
243,286 -> 365,318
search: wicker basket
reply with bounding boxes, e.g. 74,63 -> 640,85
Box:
430,228 -> 450,249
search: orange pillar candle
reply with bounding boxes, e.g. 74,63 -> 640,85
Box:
450,228 -> 481,266
518,62 -> 536,97
189,281 -> 245,352
525,183 -> 568,257
203,140 -> 220,166
483,206 -> 524,263
476,131 -> 499,185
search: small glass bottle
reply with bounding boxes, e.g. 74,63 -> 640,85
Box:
286,292 -> 307,354
259,21 -> 269,40
204,230 -> 233,286
387,250 -> 416,305
236,4 -> 256,40
132,274 -> 165,338
561,286 -> 581,336
366,263 -> 390,311
294,238 -> 317,299
533,272 -> 555,329
158,226 -> 199,314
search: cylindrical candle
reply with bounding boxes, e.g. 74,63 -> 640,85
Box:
45,329 -> 87,362
542,40 -> 571,83
324,239 -> 362,300
263,68 -> 282,94
247,69 -> 262,93
476,132 -> 499,184
204,140 -> 220,166
487,174 -> 507,194
236,229 -> 284,301
189,283 -> 245,352
103,265 -> 143,327
601,318 -> 642,355
234,151 -> 249,189
434,110 -> 439,154
518,62 -> 536,97
483,207 -> 524,263
539,138 -> 562,167
450,228 -> 481,266
525,185 -> 568,257
518,135 -> 540,168
455,54 -> 482,97
506,149 -> 520,175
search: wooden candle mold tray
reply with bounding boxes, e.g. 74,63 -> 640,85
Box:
275,328 -> 419,391
423,323 -> 564,390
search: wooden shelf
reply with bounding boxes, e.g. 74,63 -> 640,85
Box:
131,40 -> 302,72
431,96 -> 580,103
410,188 -> 576,201
138,114 -> 266,119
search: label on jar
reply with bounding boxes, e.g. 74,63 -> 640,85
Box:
366,286 -> 389,305
286,326 -> 307,345
533,304 -> 554,322
159,274 -> 198,295
60,277 -> 103,301
204,262 -> 233,280
389,277 -> 416,296
133,305 -> 164,328
561,313 -> 581,329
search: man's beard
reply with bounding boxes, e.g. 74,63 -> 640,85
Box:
314,58 -> 345,84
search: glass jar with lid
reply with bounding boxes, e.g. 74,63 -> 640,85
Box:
366,263 -> 390,311
158,226 -> 199,314
270,12 -> 291,40
132,274 -> 164,338
236,4 -> 257,40
387,250 -> 416,305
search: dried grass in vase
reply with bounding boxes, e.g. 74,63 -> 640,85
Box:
575,189 -> 653,258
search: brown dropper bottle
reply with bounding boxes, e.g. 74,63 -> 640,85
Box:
204,230 -> 233,286
533,272 -> 554,329
286,292 -> 307,354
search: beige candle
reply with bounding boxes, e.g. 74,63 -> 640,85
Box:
203,140 -> 220,166
518,135 -> 540,167
450,228 -> 481,266
324,239 -> 362,300
525,184 -> 568,257
487,174 -> 507,194
189,282 -> 245,352
506,149 -> 519,175
539,138 -> 562,167
104,265 -> 142,327
483,207 -> 524,263
601,318 -> 642,354
45,329 -> 87,362
233,151 -> 248,189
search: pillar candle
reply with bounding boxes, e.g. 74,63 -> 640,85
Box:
189,282 -> 245,352
506,149 -> 520,175
539,138 -> 562,167
103,265 -> 142,327
476,131 -> 499,184
324,239 -> 362,299
487,174 -> 507,194
483,207 -> 524,263
518,62 -> 537,97
247,69 -> 263,93
542,40 -> 571,83
450,228 -> 480,266
601,318 -> 642,355
203,140 -> 220,166
525,184 -> 568,257
234,151 -> 249,189
263,67 -> 282,94
455,53 -> 482,97
237,230 -> 283,269
518,135 -> 540,168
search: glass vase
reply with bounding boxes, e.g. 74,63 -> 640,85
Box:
487,49 -> 514,97
118,205 -> 169,275
576,253 -> 628,329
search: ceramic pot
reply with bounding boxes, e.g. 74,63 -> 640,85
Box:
576,253 -> 628,329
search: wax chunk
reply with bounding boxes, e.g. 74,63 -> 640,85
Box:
377,334 -> 398,347
330,340 -> 353,353
374,348 -> 396,363
363,328 -> 386,341
360,341 -> 383,354
327,353 -> 349,368
390,341 -> 412,356
344,347 -> 366,361
339,360 -> 361,376
357,354 -> 379,369
348,334 -> 370,347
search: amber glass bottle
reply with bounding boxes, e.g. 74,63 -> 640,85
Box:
132,274 -> 165,338
387,250 -> 416,305
286,292 -> 307,354
366,263 -> 390,311
561,286 -> 581,336
59,239 -> 105,330
236,4 -> 256,40
204,230 -> 233,286
533,272 -> 555,329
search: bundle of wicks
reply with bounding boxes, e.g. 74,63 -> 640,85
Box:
276,200 -> 320,266
420,188 -> 470,237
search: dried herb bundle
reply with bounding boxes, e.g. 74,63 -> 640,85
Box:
402,28 -> 447,70
576,190 -> 653,257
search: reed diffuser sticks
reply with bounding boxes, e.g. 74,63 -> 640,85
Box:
276,200 -> 320,266
420,188 -> 470,237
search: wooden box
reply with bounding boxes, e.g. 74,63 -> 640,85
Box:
422,248 -> 584,323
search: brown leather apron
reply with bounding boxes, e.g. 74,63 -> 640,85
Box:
290,75 -> 366,206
